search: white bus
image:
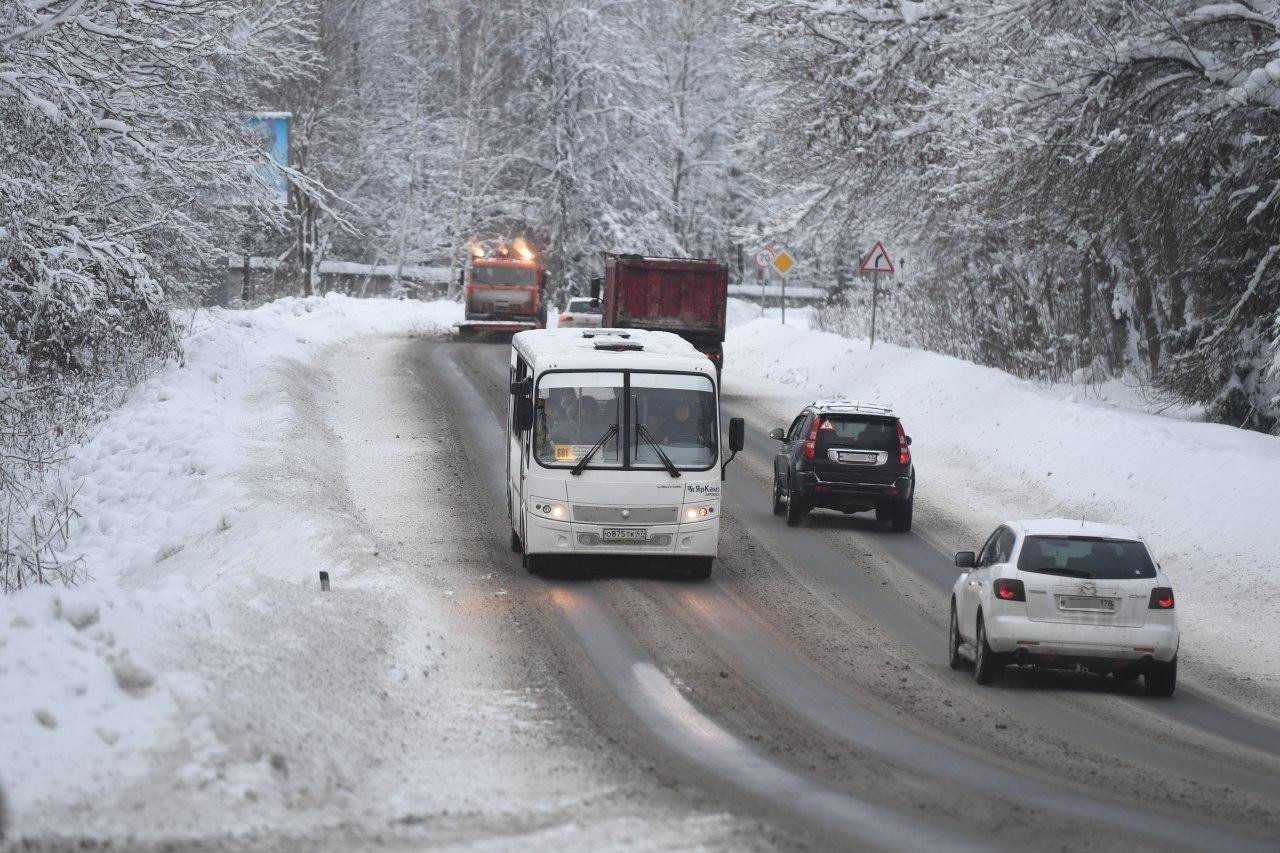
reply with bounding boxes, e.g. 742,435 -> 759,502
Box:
507,328 -> 744,578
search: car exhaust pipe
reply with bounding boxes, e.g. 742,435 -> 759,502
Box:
1139,655 -> 1155,671
1014,647 -> 1032,666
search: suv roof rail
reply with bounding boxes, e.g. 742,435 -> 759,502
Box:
810,399 -> 895,415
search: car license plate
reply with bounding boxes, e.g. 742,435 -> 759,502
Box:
1059,596 -> 1116,611
836,450 -> 878,464
603,527 -> 648,542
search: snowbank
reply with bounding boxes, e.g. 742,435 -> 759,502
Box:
723,307 -> 1280,699
0,295 -> 462,835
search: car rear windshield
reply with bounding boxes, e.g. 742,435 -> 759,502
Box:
567,298 -> 598,312
1017,536 -> 1157,580
819,416 -> 898,452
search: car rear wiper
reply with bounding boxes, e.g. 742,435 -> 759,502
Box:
1032,567 -> 1093,578
635,424 -> 681,478
571,424 -> 618,476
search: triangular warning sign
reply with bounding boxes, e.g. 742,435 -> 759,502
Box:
859,241 -> 894,274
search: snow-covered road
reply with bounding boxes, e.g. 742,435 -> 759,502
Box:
4,295 -> 1280,850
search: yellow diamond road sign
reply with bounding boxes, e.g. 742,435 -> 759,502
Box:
771,249 -> 796,276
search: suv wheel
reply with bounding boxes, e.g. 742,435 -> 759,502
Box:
973,614 -> 1003,685
785,478 -> 808,527
1144,656 -> 1177,697
947,601 -> 964,670
890,498 -> 913,532
510,529 -> 523,553
772,475 -> 786,516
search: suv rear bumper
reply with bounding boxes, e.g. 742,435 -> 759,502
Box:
794,471 -> 913,508
984,612 -> 1179,664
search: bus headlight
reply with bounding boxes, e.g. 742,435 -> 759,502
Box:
683,504 -> 716,521
533,500 -> 567,520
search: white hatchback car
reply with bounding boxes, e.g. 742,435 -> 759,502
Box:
948,519 -> 1179,696
557,297 -> 602,328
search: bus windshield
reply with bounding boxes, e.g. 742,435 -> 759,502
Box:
534,371 -> 716,470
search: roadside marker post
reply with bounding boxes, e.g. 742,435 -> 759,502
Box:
858,241 -> 895,348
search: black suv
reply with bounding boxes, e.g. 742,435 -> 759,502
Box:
769,401 -> 915,530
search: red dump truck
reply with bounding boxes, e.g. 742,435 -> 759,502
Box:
456,243 -> 545,336
601,254 -> 729,372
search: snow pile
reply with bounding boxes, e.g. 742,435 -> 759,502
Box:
724,310 -> 1280,695
0,295 -> 462,836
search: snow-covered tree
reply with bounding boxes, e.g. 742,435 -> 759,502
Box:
1,0 -> 320,589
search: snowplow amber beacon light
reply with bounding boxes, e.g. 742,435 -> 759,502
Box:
513,237 -> 536,262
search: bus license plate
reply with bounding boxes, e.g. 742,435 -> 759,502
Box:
603,528 -> 648,542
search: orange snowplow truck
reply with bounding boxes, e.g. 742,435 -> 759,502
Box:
456,242 -> 545,337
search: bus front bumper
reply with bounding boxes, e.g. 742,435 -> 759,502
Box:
525,516 -> 718,558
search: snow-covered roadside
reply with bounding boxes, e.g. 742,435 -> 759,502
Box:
0,296 -> 462,836
722,304 -> 1280,710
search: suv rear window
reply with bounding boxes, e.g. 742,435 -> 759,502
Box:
820,416 -> 898,452
1017,536 -> 1156,580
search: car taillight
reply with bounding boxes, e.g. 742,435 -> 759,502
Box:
896,420 -> 911,466
802,417 -> 827,459
1149,587 -> 1175,609
559,313 -> 572,322
994,578 -> 1026,602
706,351 -> 722,362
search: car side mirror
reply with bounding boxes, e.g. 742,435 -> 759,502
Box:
955,551 -> 976,569
769,428 -> 785,441
905,435 -> 913,445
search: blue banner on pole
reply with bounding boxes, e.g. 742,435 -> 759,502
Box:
247,113 -> 291,205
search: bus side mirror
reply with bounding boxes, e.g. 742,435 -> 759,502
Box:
515,396 -> 534,433
721,417 -> 745,480
728,418 -> 745,453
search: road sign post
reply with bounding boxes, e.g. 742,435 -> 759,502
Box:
771,249 -> 796,325
858,241 -> 894,349
752,247 -> 773,317
871,271 -> 880,347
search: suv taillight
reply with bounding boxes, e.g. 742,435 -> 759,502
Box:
1149,587 -> 1175,610
994,578 -> 1026,602
559,313 -> 572,322
896,420 -> 911,466
802,417 -> 825,460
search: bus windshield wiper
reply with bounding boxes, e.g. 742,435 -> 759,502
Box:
571,424 -> 618,476
636,424 -> 681,478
